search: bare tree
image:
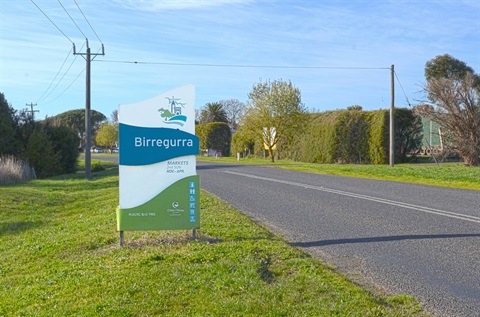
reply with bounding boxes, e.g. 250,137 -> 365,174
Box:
419,72 -> 480,165
110,109 -> 118,124
219,99 -> 246,130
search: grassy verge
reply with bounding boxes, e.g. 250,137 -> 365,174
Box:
0,167 -> 426,316
198,156 -> 480,191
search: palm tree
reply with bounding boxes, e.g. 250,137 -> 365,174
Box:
199,102 -> 228,124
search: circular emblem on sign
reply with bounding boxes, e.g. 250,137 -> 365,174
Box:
172,201 -> 179,208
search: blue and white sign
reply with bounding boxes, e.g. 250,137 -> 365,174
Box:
117,85 -> 200,231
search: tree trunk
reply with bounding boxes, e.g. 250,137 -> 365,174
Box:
268,147 -> 275,162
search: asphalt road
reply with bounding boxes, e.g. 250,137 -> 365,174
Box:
197,161 -> 480,317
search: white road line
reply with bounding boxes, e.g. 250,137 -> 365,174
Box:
223,170 -> 480,224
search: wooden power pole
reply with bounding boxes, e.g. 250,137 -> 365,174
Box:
26,102 -> 39,120
390,64 -> 395,167
74,39 -> 104,180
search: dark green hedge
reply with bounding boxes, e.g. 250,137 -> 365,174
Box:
283,109 -> 392,164
196,122 -> 232,156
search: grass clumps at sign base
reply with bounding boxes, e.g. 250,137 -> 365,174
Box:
0,167 -> 426,316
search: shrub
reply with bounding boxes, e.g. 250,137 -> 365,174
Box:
196,122 -> 232,156
91,161 -> 105,172
24,122 -> 79,178
25,126 -> 62,178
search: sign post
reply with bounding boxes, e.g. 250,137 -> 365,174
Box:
117,85 -> 200,245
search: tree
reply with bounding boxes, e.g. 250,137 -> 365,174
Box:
420,65 -> 480,166
347,105 -> 363,111
110,109 -> 118,124
45,109 -> 107,149
425,54 -> 480,99
219,99 -> 246,130
199,102 -> 228,124
243,79 -> 306,162
425,54 -> 478,83
394,108 -> 423,162
0,93 -> 20,155
96,122 -> 118,152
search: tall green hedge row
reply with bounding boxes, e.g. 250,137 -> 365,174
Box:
195,108 -> 421,165
293,109 -> 392,164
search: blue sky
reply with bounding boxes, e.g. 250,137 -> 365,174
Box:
1,0 -> 479,119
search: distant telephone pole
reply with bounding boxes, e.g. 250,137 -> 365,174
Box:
389,64 -> 395,167
74,39 -> 105,180
26,102 -> 39,120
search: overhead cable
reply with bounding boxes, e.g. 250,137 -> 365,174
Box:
394,70 -> 413,107
95,59 -> 390,70
43,67 -> 85,105
74,0 -> 103,43
30,0 -> 74,44
40,43 -> 85,103
58,0 -> 87,39
37,47 -> 73,103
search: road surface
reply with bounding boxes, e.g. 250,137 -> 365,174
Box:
197,161 -> 480,317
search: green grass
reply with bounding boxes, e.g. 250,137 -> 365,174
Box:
0,167 -> 426,316
199,156 -> 480,191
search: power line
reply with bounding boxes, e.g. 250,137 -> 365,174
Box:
58,0 -> 87,39
394,70 -> 413,107
30,0 -> 74,44
73,0 -> 103,44
95,59 -> 390,70
41,43 -> 85,104
37,46 -> 73,103
43,67 -> 85,105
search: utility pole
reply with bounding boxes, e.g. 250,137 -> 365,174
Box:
74,39 -> 105,180
26,102 -> 39,120
389,64 -> 395,167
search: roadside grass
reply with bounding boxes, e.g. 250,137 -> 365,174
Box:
198,156 -> 480,191
0,167 -> 426,316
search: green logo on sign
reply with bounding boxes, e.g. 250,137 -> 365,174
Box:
158,96 -> 187,126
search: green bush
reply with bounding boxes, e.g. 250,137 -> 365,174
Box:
196,122 -> 232,156
394,108 -> 423,163
24,123 -> 79,178
231,126 -> 255,157
25,126 -> 62,178
91,161 -> 105,172
47,124 -> 80,173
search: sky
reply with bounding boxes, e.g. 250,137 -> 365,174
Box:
1,0 -> 479,119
